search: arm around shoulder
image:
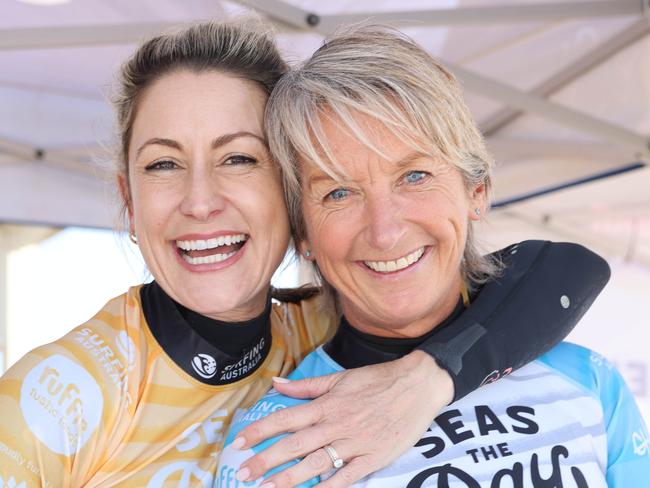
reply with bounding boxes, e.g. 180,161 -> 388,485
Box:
417,240 -> 611,401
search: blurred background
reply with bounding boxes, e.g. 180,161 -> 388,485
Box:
1,0 -> 649,424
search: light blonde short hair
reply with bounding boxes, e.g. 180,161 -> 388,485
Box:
266,24 -> 499,289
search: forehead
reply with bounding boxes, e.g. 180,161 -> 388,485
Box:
302,109 -> 431,181
130,70 -> 268,151
320,110 -> 401,156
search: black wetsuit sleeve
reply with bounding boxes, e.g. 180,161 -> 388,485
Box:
416,240 -> 611,402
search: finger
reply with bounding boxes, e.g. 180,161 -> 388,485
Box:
262,445 -> 341,488
272,371 -> 345,399
241,425 -> 337,481
237,399 -> 328,449
316,456 -> 374,488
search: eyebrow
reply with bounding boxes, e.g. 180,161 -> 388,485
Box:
211,131 -> 267,150
306,150 -> 431,188
135,138 -> 181,159
307,173 -> 339,190
394,151 -> 431,168
135,131 -> 267,159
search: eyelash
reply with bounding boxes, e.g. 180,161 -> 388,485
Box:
224,155 -> 257,166
145,159 -> 177,171
402,170 -> 430,185
321,169 -> 431,202
144,154 -> 257,171
324,188 -> 351,202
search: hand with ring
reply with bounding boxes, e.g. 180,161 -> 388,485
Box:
231,351 -> 452,487
324,445 -> 344,470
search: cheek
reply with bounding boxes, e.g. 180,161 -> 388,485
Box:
239,177 -> 290,238
303,201 -> 330,245
131,185 -> 172,235
308,211 -> 354,264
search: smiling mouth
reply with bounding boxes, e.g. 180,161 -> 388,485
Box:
363,247 -> 426,273
176,234 -> 248,265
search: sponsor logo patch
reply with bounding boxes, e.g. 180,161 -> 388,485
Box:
20,355 -> 103,455
191,354 -> 217,379
633,428 -> 650,457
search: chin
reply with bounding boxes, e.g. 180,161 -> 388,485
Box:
179,287 -> 241,316
377,295 -> 442,328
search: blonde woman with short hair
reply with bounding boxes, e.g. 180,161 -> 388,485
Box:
220,25 -> 645,487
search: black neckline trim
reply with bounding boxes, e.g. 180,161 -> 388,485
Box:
324,297 -> 465,369
176,300 -> 269,357
140,281 -> 272,386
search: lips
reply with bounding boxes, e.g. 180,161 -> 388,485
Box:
363,247 -> 425,273
176,234 -> 248,265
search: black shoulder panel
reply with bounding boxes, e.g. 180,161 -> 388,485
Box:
417,240 -> 610,402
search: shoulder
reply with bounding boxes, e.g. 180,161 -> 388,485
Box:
539,343 -> 616,390
539,347 -> 650,482
0,286 -> 147,420
538,342 -> 639,417
0,287 -> 145,474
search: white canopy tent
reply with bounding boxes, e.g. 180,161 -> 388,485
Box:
1,1 -> 649,407
1,0 -> 648,249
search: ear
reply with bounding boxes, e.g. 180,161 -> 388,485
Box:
468,183 -> 487,221
117,174 -> 134,230
297,239 -> 314,261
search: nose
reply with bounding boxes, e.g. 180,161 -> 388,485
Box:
179,169 -> 227,221
363,194 -> 406,251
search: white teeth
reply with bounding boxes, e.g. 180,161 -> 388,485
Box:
176,234 -> 247,252
181,251 -> 237,265
364,247 -> 425,274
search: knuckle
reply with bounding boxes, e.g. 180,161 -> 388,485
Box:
353,456 -> 374,474
247,454 -> 269,474
285,434 -> 304,455
314,399 -> 334,420
243,422 -> 263,441
306,450 -> 330,471
338,467 -> 359,485
272,470 -> 294,488
272,407 -> 293,427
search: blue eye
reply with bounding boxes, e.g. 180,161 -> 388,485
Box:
225,155 -> 256,165
145,159 -> 177,171
404,171 -> 428,184
325,188 -> 351,201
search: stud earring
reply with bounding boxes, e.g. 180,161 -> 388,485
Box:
304,250 -> 312,258
129,231 -> 138,244
474,208 -> 481,217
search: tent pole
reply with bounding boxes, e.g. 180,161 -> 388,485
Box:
482,18 -> 650,136
319,1 -> 643,29
451,63 -> 650,155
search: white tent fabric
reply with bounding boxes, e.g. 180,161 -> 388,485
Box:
1,0 -> 649,233
1,0 -> 649,410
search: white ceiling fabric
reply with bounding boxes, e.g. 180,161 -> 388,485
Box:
1,0 -> 649,264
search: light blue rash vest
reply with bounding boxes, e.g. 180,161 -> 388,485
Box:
216,342 -> 650,487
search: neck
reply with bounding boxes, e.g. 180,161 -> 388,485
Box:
325,295 -> 465,369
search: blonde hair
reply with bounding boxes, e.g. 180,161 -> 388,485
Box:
266,24 -> 499,289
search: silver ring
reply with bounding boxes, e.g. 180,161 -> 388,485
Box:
324,445 -> 344,469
